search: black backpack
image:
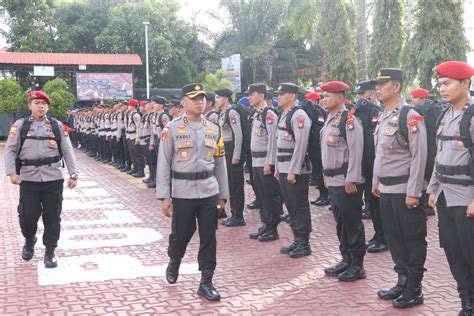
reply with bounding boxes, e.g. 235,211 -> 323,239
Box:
205,110 -> 219,120
338,99 -> 382,177
225,104 -> 254,154
279,100 -> 327,160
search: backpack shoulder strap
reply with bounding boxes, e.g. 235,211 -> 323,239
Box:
50,117 -> 63,158
284,106 -> 300,137
338,110 -> 349,141
18,118 -> 32,157
459,104 -> 474,149
260,107 -> 271,130
398,106 -> 415,144
435,105 -> 450,130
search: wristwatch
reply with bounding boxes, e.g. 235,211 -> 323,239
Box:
70,173 -> 78,180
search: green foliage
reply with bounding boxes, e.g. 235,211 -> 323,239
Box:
43,78 -> 76,119
0,79 -> 26,113
286,0 -> 321,44
203,70 -> 234,93
403,0 -> 468,91
368,0 -> 405,77
318,0 -> 357,88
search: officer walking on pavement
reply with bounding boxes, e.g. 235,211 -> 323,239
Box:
156,83 -> 229,301
4,91 -> 78,268
275,83 -> 313,258
319,81 -> 367,282
372,68 -> 428,309
427,61 -> 474,316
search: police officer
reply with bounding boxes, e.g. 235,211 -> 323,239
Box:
427,61 -> 474,315
355,80 -> 387,253
126,99 -> 145,177
217,88 -> 245,226
246,84 -> 282,241
4,91 -> 78,268
148,96 -> 170,189
372,68 -> 428,308
275,83 -> 312,258
319,81 -> 366,281
156,83 -> 229,301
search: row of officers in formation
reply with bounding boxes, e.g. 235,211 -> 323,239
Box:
4,61 -> 473,312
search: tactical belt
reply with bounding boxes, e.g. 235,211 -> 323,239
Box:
379,175 -> 410,186
20,156 -> 61,167
436,135 -> 462,141
323,163 -> 348,177
278,148 -> 294,153
436,174 -> 474,186
171,170 -> 214,180
277,155 -> 292,162
126,130 -> 136,134
251,151 -> 267,158
111,128 -> 118,132
436,163 -> 471,176
139,135 -> 151,140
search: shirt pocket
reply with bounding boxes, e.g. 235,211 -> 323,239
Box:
204,139 -> 217,161
379,126 -> 398,149
175,140 -> 194,161
326,134 -> 344,150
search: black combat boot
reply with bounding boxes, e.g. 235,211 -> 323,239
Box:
338,254 -> 367,282
197,270 -> 221,301
378,274 -> 407,300
392,272 -> 424,308
324,254 -> 351,276
249,224 -> 267,240
458,292 -> 472,316
146,181 -> 156,188
288,234 -> 311,258
247,200 -> 261,209
132,169 -> 145,178
165,259 -> 181,284
223,210 -> 246,227
21,236 -> 37,261
44,247 -> 58,268
280,233 -> 300,254
258,227 -> 279,242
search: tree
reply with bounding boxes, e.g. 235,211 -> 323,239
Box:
355,0 -> 367,80
286,0 -> 321,45
368,0 -> 405,78
403,0 -> 469,91
202,69 -> 233,93
318,0 -> 357,87
0,79 -> 26,113
43,78 -> 76,119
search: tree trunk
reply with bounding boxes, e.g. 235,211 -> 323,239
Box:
356,0 -> 367,81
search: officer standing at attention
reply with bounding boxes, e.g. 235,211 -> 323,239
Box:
5,91 -> 78,268
247,83 -> 282,241
320,81 -> 367,282
372,68 -> 428,309
427,61 -> 474,316
275,83 -> 313,258
156,83 -> 229,301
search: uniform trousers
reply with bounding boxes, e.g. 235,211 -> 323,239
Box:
224,141 -> 245,216
252,166 -> 281,230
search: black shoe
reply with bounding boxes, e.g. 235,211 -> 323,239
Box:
247,201 -> 261,209
197,270 -> 221,301
143,177 -> 153,184
314,197 -> 330,206
310,197 -> 322,205
361,208 -> 371,219
126,169 -> 135,175
249,225 -> 267,240
146,182 -> 156,188
338,265 -> 367,282
366,239 -> 376,248
258,230 -> 279,242
377,275 -> 407,300
217,210 -> 227,219
223,217 -> 246,227
21,236 -> 37,261
324,258 -> 351,276
165,259 -> 181,284
367,242 -> 388,253
132,171 -> 145,178
393,287 -> 424,308
288,240 -> 311,258
44,247 -> 58,268
459,293 -> 473,316
423,205 -> 435,216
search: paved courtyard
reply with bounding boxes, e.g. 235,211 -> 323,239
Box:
0,144 -> 460,315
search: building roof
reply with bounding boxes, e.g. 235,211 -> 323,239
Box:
0,52 -> 142,66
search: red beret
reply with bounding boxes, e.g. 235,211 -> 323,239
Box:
321,81 -> 349,93
435,61 -> 474,80
305,92 -> 321,101
410,88 -> 429,98
344,99 -> 350,105
139,100 -> 147,106
127,99 -> 138,107
28,90 -> 51,106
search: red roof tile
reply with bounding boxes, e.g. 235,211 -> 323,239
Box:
0,52 -> 142,66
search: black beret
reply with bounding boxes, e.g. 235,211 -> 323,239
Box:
150,95 -> 167,104
356,80 -> 377,94
246,83 -> 267,94
215,89 -> 233,98
275,83 -> 299,94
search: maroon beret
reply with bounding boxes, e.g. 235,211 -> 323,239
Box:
127,99 -> 138,107
28,90 -> 51,105
435,61 -> 474,80
321,81 -> 349,93
410,88 -> 429,98
305,92 -> 321,101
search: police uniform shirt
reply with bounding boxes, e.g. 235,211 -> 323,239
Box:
321,108 -> 364,186
5,117 -> 78,182
427,98 -> 474,207
250,107 -> 278,167
156,115 -> 229,200
373,99 -> 427,197
219,108 -> 243,160
128,112 -> 140,140
276,108 -> 312,174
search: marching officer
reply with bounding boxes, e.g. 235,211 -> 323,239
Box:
246,83 -> 282,241
4,91 -> 78,268
320,81 -> 366,282
372,68 -> 428,308
275,83 -> 312,258
156,83 -> 229,301
427,61 -> 474,315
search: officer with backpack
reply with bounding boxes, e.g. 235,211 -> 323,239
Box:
4,91 -> 78,269
275,83 -> 313,258
217,88 -> 247,226
427,61 -> 474,316
319,81 -> 367,282
372,68 -> 428,309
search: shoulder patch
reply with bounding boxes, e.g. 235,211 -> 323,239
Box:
9,125 -> 17,138
296,115 -> 305,129
407,114 -> 423,134
266,111 -> 275,125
